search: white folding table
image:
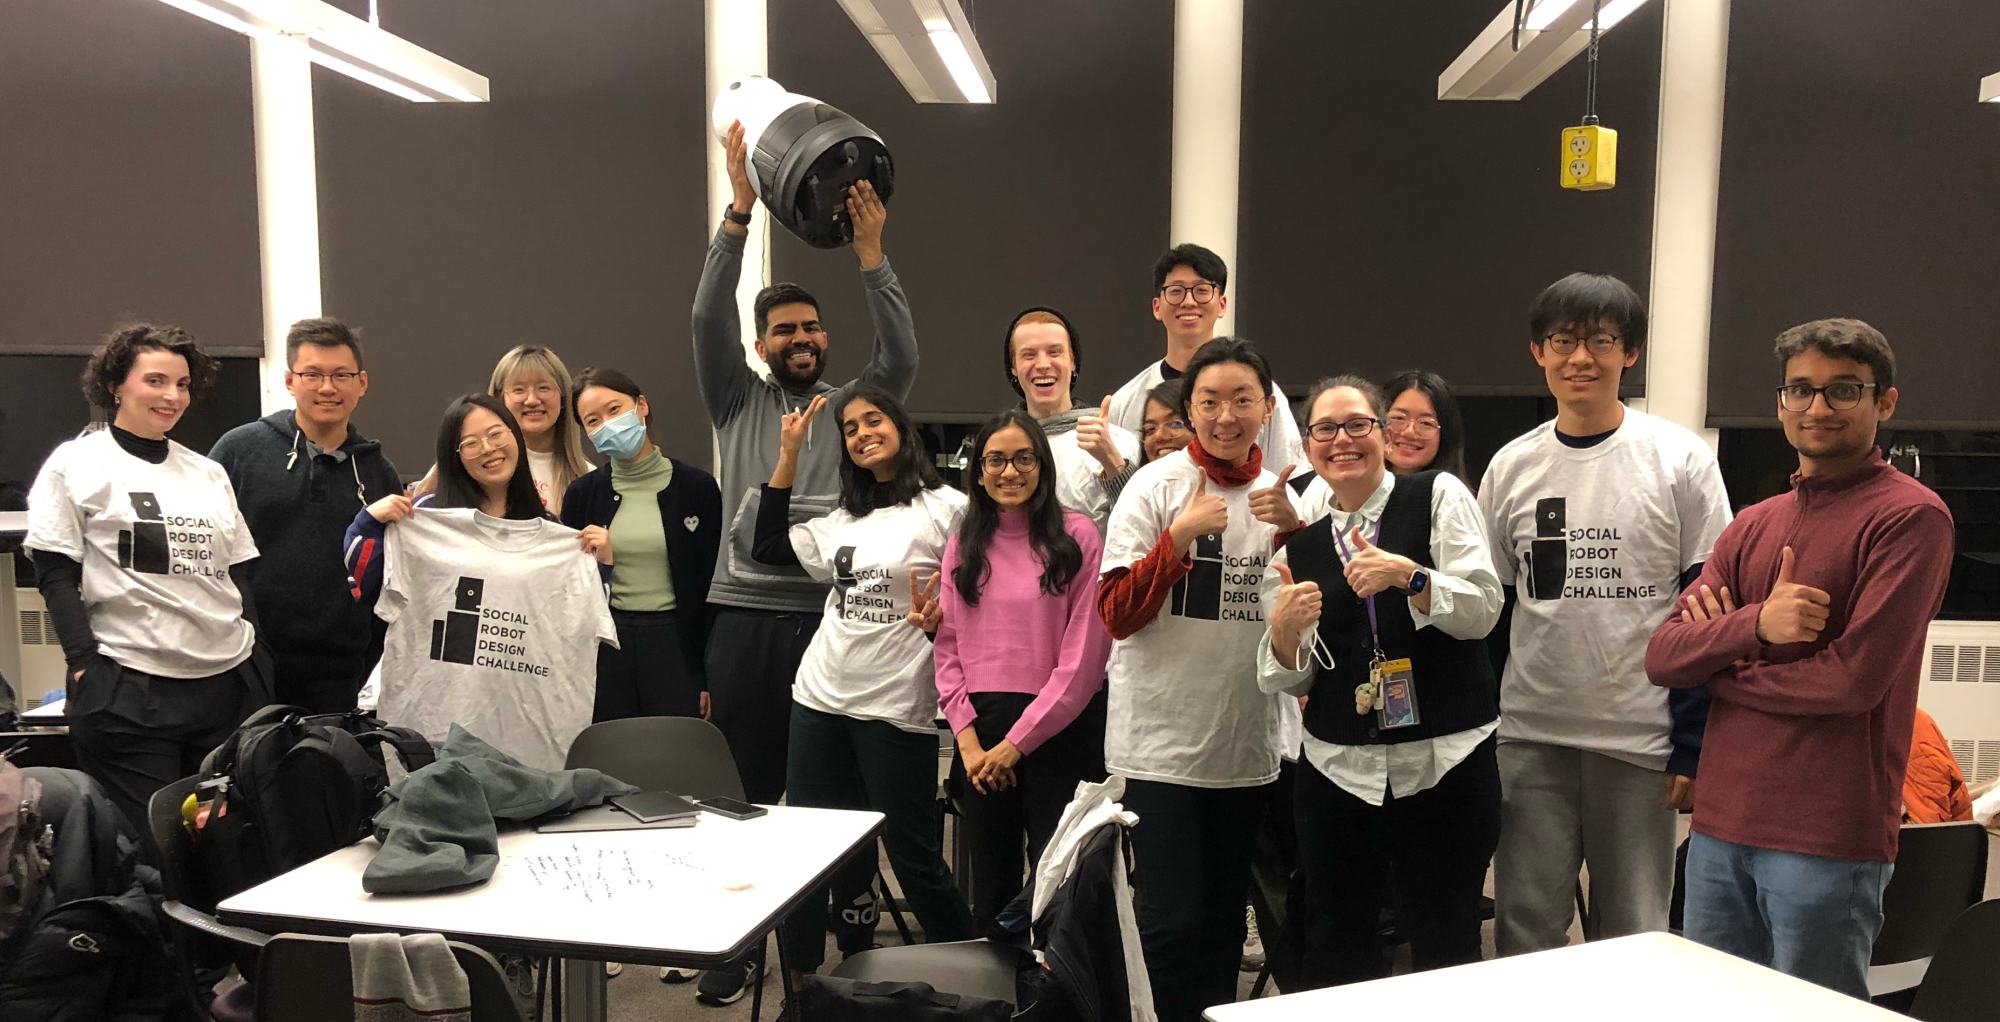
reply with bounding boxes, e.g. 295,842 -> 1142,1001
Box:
218,804 -> 883,1020
1204,932 -> 1909,1022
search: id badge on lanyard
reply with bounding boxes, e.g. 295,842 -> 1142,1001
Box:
1338,519 -> 1420,730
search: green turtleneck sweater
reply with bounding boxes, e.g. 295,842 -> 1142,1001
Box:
609,448 -> 676,611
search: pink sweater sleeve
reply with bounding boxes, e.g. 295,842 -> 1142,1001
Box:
933,535 -> 978,736
1007,518 -> 1112,756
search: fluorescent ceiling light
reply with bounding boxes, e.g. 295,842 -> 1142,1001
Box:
1983,70 -> 2000,103
153,0 -> 488,102
1441,0 -> 1653,101
838,0 -> 997,104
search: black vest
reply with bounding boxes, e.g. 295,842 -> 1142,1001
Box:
1288,471 -> 1497,746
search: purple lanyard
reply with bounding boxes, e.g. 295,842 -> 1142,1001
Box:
1332,515 -> 1384,657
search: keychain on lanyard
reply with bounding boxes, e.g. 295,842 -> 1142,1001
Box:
1333,517 -> 1386,715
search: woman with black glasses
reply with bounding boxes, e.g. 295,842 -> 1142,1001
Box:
935,410 -> 1111,930
1259,374 -> 1502,988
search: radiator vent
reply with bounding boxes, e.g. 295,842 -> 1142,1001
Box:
18,609 -> 44,646
1927,643 -> 2000,684
1948,739 -> 2000,784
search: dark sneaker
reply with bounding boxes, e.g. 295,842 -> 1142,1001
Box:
659,967 -> 699,984
695,961 -> 760,1006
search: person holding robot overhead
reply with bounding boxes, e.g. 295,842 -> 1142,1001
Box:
688,77 -> 917,999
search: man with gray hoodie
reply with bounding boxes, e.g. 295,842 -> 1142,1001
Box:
210,318 -> 402,714
686,122 -> 917,999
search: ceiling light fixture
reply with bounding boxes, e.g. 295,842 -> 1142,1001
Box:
1441,0 -> 1652,101
837,0 -> 996,104
153,0 -> 488,102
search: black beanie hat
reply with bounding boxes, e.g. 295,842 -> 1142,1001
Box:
1002,305 -> 1083,400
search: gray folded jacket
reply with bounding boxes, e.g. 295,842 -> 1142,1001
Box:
363,725 -> 639,894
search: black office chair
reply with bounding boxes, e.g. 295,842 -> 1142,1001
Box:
830,941 -> 1023,1007
1868,820 -> 1989,999
256,932 -> 524,1022
147,775 -> 272,1022
1908,899 -> 2000,1022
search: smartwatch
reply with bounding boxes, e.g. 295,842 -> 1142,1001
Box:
722,206 -> 753,226
1402,567 -> 1429,596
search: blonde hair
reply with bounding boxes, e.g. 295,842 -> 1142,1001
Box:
488,345 -> 591,503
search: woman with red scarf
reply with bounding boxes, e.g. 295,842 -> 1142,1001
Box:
1097,337 -> 1301,1022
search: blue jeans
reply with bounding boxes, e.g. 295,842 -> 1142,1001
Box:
1683,830 -> 1893,999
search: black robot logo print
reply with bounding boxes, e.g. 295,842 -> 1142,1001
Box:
1170,531 -> 1266,623
1520,495 -> 1660,602
830,544 -> 900,624
429,575 -> 549,675
117,491 -> 227,578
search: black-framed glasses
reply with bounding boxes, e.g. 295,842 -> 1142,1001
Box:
1140,419 -> 1188,438
980,451 -> 1040,473
1384,413 -> 1441,439
1159,283 -> 1218,305
1777,381 -> 1878,412
1305,417 -> 1381,442
293,370 -> 361,386
1542,333 -> 1623,356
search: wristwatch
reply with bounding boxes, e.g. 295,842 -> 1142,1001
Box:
722,206 -> 753,226
1402,567 -> 1429,596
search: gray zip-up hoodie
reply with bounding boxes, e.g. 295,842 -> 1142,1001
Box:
692,223 -> 919,612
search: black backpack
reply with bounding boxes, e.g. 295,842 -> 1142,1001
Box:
189,706 -> 434,911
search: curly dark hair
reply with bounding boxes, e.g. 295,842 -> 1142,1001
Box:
80,324 -> 218,412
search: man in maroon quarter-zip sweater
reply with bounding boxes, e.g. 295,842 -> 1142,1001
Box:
1645,318 -> 1954,999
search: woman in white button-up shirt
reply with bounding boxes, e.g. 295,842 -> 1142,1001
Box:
1258,374 -> 1503,988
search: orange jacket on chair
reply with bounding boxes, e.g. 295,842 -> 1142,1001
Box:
1903,707 -> 1973,824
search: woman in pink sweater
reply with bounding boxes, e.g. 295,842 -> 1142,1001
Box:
936,410 -> 1113,929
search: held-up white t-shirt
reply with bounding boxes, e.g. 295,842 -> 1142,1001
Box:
790,486 -> 969,733
1101,451 -> 1291,789
26,429 -> 258,678
1477,410 -> 1731,769
1046,426 -> 1141,529
375,508 -> 617,772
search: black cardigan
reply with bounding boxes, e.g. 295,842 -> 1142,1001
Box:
560,456 -> 722,680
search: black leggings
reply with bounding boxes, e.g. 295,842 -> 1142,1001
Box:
952,689 -> 1107,930
594,608 -> 701,721
1122,778 -> 1270,1022
1292,734 -> 1501,987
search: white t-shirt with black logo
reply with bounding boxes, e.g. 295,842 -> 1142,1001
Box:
1100,450 -> 1291,789
1478,409 -> 1731,768
790,486 -> 969,734
26,429 -> 258,678
375,508 -> 617,771
1046,426 -> 1140,529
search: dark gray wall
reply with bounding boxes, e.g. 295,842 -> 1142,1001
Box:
765,0 -> 1174,420
1238,0 -> 1663,397
1706,0 -> 2000,429
0,0 -> 262,354
314,0 -> 711,473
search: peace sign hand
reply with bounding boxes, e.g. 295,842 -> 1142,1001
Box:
1343,526 -> 1418,598
1249,464 -> 1300,532
907,569 -> 943,634
779,394 -> 825,458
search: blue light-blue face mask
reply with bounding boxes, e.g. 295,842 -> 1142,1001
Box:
588,409 -> 647,460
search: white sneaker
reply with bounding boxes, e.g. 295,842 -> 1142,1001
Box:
1240,905 -> 1266,972
605,962 -> 623,978
660,967 -> 699,984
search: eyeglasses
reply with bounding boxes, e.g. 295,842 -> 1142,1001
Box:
1192,396 -> 1264,418
456,427 -> 513,457
1306,417 -> 1382,442
1384,413 -> 1441,439
1541,333 -> 1623,356
293,370 -> 360,386
981,451 -> 1040,473
1159,283 -> 1218,306
1140,419 -> 1189,438
1777,381 -> 1878,412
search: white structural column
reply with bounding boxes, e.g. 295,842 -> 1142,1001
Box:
706,0 -> 771,373
1644,0 -> 1730,447
1171,0 -> 1244,336
250,34 -> 323,413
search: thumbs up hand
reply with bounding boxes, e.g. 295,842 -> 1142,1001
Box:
1343,525 -> 1420,599
1270,561 -> 1323,663
1076,395 -> 1126,477
1169,477 -> 1230,556
906,569 -> 943,634
1756,546 -> 1832,645
1249,464 -> 1301,532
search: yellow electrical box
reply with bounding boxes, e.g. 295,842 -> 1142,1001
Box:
1560,124 -> 1617,191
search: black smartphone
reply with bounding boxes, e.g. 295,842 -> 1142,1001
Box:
697,797 -> 768,821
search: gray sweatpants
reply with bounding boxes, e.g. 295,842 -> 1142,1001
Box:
1493,739 -> 1677,956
